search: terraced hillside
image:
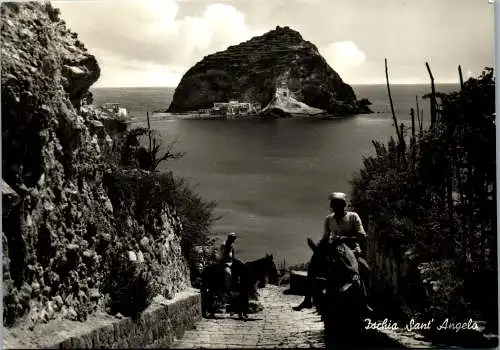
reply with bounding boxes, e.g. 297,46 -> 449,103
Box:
167,26 -> 371,116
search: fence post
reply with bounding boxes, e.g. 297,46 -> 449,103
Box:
458,65 -> 465,89
425,62 -> 437,127
147,111 -> 152,155
411,108 -> 416,172
415,95 -> 422,133
385,58 -> 404,160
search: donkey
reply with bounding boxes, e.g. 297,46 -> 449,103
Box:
201,254 -> 278,319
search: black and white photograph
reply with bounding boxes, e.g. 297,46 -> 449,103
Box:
1,0 -> 497,348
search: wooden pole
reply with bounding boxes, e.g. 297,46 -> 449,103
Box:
426,62 -> 437,127
458,65 -> 471,261
455,65 -> 465,205
385,58 -> 403,146
458,65 -> 465,90
446,167 -> 455,255
446,115 -> 455,254
420,110 -> 424,134
415,95 -> 422,132
147,111 -> 152,155
411,108 -> 416,171
400,122 -> 406,166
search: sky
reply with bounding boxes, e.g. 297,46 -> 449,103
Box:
55,0 -> 495,87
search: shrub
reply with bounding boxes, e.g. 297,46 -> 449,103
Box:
102,246 -> 153,318
120,127 -> 184,171
350,68 -> 496,333
103,168 -> 218,287
162,174 -> 219,283
114,123 -> 218,277
99,110 -> 219,313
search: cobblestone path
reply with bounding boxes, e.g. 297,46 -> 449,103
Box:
172,285 -> 324,348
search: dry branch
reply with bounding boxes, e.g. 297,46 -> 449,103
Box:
385,58 -> 403,147
426,62 -> 437,127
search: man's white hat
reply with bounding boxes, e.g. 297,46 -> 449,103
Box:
329,192 -> 347,202
228,232 -> 237,239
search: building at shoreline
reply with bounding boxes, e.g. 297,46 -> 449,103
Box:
100,102 -> 128,120
211,101 -> 261,118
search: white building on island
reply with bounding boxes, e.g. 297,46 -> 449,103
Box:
211,100 -> 261,118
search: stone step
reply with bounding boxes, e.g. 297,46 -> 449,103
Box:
172,285 -> 324,348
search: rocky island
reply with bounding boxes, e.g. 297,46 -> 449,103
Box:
167,26 -> 372,118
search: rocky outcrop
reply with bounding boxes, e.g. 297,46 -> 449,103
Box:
1,2 -> 190,328
167,26 -> 372,117
2,179 -> 20,216
260,87 -> 326,117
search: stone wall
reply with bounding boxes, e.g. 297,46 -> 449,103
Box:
366,234 -> 427,319
3,289 -> 201,349
2,1 -> 191,328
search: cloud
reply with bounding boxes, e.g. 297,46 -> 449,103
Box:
90,48 -> 184,87
54,0 -> 492,86
319,41 -> 366,72
317,41 -> 369,83
56,0 -> 263,87
202,4 -> 257,48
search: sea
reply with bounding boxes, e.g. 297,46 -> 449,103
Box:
91,84 -> 459,266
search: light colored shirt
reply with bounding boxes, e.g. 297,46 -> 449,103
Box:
220,241 -> 235,262
321,211 -> 366,253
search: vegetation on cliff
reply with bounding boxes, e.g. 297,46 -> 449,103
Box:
167,26 -> 371,116
2,1 -> 217,328
350,68 -> 496,341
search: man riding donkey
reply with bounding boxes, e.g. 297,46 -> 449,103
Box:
220,232 -> 238,296
219,232 -> 255,316
293,192 -> 373,313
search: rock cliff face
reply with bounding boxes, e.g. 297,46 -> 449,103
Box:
167,26 -> 371,116
2,2 -> 190,328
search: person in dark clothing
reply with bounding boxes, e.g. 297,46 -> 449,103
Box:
220,232 -> 237,293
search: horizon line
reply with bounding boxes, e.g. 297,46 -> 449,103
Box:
91,82 -> 461,89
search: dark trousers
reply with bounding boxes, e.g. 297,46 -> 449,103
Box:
304,251 -> 325,300
356,255 -> 371,289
